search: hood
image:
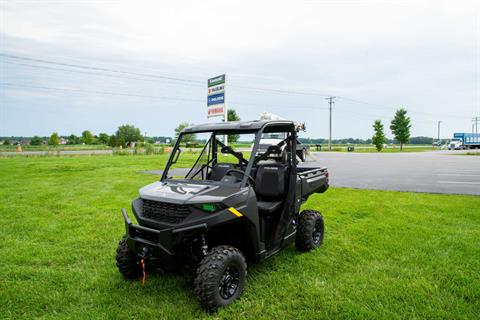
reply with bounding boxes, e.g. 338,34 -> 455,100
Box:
139,181 -> 241,204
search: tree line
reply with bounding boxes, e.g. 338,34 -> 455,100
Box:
2,125 -> 147,147
0,108 -> 431,150
47,125 -> 145,147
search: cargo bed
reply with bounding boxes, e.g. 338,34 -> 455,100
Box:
297,166 -> 329,200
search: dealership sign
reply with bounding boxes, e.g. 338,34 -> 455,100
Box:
207,74 -> 225,118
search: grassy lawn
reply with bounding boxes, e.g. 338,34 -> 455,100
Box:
0,155 -> 479,319
0,144 -> 113,152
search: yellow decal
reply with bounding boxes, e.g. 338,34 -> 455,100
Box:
228,207 -> 243,217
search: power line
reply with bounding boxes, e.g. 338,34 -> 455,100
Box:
2,53 -> 333,96
1,82 -> 328,111
4,60 -> 336,97
0,53 -> 203,84
1,82 -> 205,102
0,52 -> 474,120
2,54 -> 335,97
231,84 -> 331,97
0,53 -> 342,97
337,96 -> 471,119
2,60 -> 203,88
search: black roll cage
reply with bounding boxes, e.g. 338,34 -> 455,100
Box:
160,122 -> 297,187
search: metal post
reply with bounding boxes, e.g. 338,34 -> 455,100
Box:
326,96 -> 335,151
437,121 -> 441,146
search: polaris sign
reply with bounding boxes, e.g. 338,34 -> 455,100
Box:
207,74 -> 226,118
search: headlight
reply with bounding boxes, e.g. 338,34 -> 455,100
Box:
194,203 -> 224,213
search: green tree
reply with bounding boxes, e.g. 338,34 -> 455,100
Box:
81,130 -> 95,144
97,133 -> 109,145
48,132 -> 60,146
30,136 -> 43,146
372,120 -> 386,152
174,123 -> 196,144
108,135 -> 118,147
227,109 -> 241,143
390,108 -> 411,151
67,134 -> 80,145
3,139 -> 11,145
115,124 -> 143,147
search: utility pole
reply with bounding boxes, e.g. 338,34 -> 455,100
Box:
326,96 -> 335,151
473,117 -> 479,135
437,121 -> 442,146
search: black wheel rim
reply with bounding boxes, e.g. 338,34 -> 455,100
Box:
312,220 -> 323,244
218,265 -> 240,300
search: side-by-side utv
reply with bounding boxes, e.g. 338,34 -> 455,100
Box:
116,119 -> 329,311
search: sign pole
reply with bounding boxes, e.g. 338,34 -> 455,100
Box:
207,74 -> 227,144
224,74 -> 228,146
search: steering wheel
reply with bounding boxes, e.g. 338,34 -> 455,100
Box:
224,169 -> 255,187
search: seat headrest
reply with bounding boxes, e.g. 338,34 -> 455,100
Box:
255,163 -> 286,198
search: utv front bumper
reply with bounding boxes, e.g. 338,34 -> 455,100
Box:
121,208 -> 208,269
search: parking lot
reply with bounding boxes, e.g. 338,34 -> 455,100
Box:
306,150 -> 480,195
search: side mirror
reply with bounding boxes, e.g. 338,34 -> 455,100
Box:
172,148 -> 182,164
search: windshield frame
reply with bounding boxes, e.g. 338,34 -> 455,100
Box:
161,122 -> 295,187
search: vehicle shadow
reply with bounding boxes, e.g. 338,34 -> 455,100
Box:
110,244 -> 307,314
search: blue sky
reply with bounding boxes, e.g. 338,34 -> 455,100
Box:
0,0 -> 478,139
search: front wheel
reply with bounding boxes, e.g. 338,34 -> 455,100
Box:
295,210 -> 325,252
116,237 -> 141,279
194,245 -> 247,312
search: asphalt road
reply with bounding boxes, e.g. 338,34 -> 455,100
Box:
304,150 -> 480,195
4,148 -> 478,195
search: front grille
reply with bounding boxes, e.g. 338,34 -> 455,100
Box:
142,199 -> 191,224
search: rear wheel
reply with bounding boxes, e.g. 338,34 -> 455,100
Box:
194,245 -> 247,312
295,210 -> 324,252
116,237 -> 141,279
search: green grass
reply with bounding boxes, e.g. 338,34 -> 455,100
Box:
0,144 -> 114,152
0,156 -> 479,319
